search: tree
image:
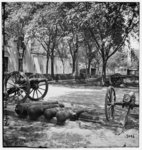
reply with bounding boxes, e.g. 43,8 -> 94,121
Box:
4,2 -> 139,81
57,2 -> 82,76
107,49 -> 128,73
131,48 -> 139,69
4,2 -> 45,71
4,3 -> 34,53
56,38 -> 69,74
25,3 -> 62,77
67,34 -> 78,75
76,2 -> 139,84
82,31 -> 99,76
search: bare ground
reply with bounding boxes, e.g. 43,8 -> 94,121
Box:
3,85 -> 139,148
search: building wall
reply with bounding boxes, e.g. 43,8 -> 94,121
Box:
5,40 -> 19,72
4,39 -> 72,74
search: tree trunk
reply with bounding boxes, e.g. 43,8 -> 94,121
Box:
97,64 -> 100,75
72,57 -> 76,74
72,35 -> 79,75
51,48 -> 54,78
62,61 -> 65,74
102,61 -> 107,86
46,54 -> 49,75
87,59 -> 91,76
75,53 -> 79,76
51,56 -> 54,77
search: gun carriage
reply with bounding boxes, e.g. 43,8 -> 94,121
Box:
4,71 -> 48,103
105,86 -> 139,127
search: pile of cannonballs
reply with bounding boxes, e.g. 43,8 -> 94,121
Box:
15,101 -> 86,125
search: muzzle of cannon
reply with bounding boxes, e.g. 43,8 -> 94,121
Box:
122,92 -> 136,109
15,104 -> 28,118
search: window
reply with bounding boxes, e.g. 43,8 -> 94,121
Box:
19,58 -> 23,71
3,57 -> 8,72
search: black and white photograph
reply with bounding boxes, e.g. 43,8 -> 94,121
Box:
1,1 -> 140,148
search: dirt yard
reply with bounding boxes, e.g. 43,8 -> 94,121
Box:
3,85 -> 139,148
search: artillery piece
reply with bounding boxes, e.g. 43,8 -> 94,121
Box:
4,71 -> 48,103
105,86 -> 139,127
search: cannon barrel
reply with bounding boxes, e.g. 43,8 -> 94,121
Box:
29,78 -> 47,83
15,101 -> 64,119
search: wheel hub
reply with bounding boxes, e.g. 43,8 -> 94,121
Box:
32,83 -> 39,90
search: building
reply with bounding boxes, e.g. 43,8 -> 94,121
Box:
3,38 -> 72,75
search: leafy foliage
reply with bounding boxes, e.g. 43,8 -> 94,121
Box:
3,2 -> 139,81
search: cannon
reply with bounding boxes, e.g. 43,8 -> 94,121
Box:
4,71 -> 48,103
105,86 -> 139,127
108,73 -> 139,87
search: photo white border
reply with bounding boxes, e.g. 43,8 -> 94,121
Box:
0,0 -> 141,150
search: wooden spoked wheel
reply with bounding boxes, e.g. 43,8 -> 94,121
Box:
105,86 -> 116,121
28,74 -> 48,101
5,71 -> 30,103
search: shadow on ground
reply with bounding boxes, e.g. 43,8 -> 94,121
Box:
3,85 -> 139,148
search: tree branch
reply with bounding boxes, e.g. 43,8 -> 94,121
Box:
35,37 -> 48,53
107,13 -> 137,61
107,35 -> 127,60
88,27 -> 100,49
